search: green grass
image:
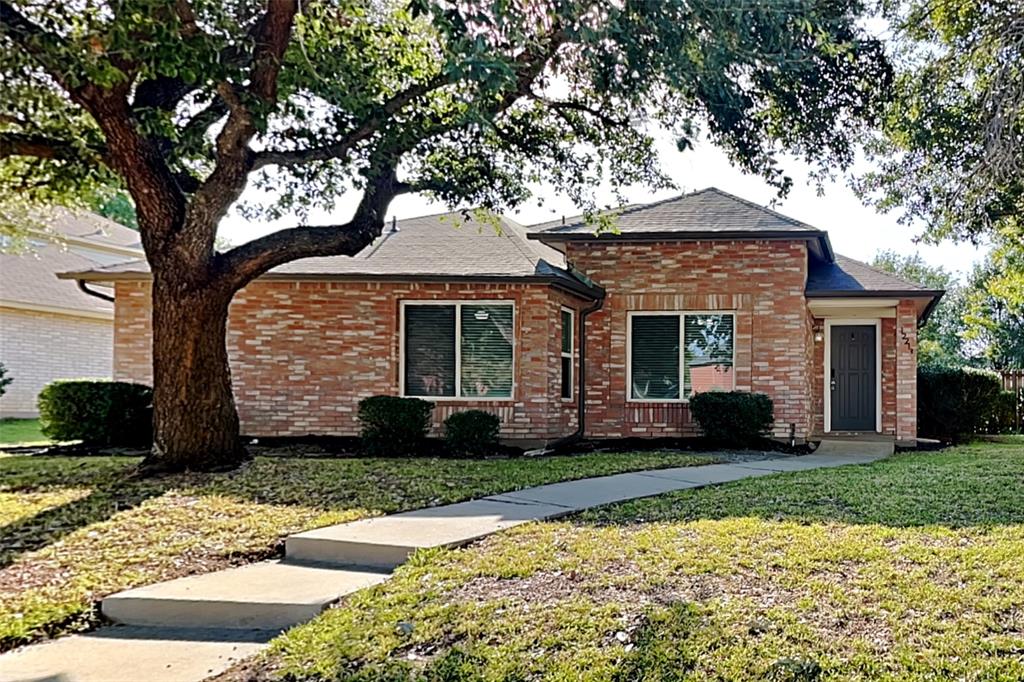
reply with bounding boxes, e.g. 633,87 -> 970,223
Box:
0,450 -> 716,650
257,442 -> 1024,682
0,419 -> 48,447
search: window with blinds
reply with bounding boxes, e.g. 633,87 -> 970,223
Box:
402,302 -> 514,399
630,315 -> 680,400
629,312 -> 735,401
560,308 -> 573,399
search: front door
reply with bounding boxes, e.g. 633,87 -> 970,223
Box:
830,324 -> 876,431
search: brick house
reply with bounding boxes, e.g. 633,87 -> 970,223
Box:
63,188 -> 942,446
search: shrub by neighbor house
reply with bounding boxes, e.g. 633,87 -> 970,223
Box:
444,410 -> 501,456
917,366 -> 1005,441
358,396 -> 433,455
0,363 -> 11,397
689,391 -> 774,447
37,380 -> 152,445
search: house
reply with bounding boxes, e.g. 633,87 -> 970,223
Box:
0,209 -> 144,417
61,189 -> 942,446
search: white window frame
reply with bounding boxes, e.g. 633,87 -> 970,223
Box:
399,300 -> 516,401
626,310 -> 737,404
823,318 -> 882,433
560,307 -> 574,401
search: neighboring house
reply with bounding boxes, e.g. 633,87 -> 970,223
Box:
62,188 -> 942,446
0,210 -> 144,417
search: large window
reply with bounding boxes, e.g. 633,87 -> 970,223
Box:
402,302 -> 514,399
560,308 -> 573,399
628,312 -> 735,401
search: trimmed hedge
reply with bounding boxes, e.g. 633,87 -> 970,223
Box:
917,366 -> 1004,441
689,391 -> 774,447
357,396 -> 433,455
37,380 -> 152,445
444,410 -> 500,456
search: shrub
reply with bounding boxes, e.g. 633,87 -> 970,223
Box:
444,410 -> 501,456
918,366 -> 1004,441
0,362 -> 11,398
986,390 -> 1021,434
358,396 -> 433,455
689,391 -> 773,447
37,380 -> 152,445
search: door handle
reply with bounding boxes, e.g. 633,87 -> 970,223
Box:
830,368 -> 837,391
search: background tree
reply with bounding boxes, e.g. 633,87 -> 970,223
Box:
871,250 -> 966,366
856,0 -> 1023,327
1,0 -> 892,472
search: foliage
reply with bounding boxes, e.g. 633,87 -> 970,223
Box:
265,443 -> 1024,681
917,366 -> 1005,441
689,391 -> 773,447
962,243 -> 1024,370
872,250 -> 965,366
37,381 -> 152,446
81,187 -> 137,229
357,396 -> 434,456
0,450 -> 717,650
0,362 -> 10,398
443,410 -> 501,457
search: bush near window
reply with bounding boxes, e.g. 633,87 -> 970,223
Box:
689,391 -> 773,447
357,396 -> 434,455
444,410 -> 501,456
918,366 -> 1005,441
37,380 -> 152,445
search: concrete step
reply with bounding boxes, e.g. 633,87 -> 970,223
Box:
815,438 -> 894,457
102,560 -> 389,630
286,497 -> 569,568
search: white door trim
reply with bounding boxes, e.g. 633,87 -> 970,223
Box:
824,318 -> 882,433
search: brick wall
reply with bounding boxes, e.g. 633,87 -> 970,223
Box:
566,240 -> 811,439
113,280 -> 583,443
895,300 -> 918,442
0,307 -> 113,417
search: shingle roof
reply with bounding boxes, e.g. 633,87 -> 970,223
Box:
531,187 -> 821,237
61,212 -> 602,298
44,208 -> 142,250
806,255 -> 942,296
0,244 -> 113,314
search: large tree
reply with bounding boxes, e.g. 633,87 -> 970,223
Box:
1,0 -> 891,472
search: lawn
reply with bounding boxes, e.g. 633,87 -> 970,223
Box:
0,419 -> 48,447
0,450 -> 717,651
251,442 -> 1024,682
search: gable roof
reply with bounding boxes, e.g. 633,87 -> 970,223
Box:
42,208 -> 143,251
528,187 -> 834,261
60,211 -> 603,299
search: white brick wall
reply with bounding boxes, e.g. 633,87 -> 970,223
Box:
0,307 -> 113,417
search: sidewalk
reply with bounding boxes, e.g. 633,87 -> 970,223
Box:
0,445 -> 890,682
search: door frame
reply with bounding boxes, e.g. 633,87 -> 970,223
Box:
824,318 -> 881,433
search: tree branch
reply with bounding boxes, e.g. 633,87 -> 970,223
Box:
0,132 -> 103,163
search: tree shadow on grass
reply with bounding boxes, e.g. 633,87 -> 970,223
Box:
574,449 -> 1024,530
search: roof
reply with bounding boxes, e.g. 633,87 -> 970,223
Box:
528,187 -> 834,261
806,254 -> 944,297
62,211 -> 603,299
41,208 -> 143,251
0,244 -> 113,315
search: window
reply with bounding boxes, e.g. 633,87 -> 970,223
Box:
560,308 -> 573,399
402,302 -> 514,399
628,312 -> 735,401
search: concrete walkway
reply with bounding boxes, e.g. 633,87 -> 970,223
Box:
0,445 -> 891,682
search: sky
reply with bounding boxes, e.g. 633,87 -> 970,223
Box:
219,136 -> 988,283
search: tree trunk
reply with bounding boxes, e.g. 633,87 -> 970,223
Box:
143,272 -> 247,473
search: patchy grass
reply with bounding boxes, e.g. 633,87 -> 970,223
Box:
0,419 -> 48,447
0,450 -> 716,650
256,442 -> 1024,682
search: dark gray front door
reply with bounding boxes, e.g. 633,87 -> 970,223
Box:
830,325 -> 876,431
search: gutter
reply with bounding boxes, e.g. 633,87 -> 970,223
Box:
526,293 -> 606,456
77,280 -> 115,303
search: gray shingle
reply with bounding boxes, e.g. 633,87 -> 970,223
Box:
806,255 -> 939,295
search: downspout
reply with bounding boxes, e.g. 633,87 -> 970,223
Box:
526,293 -> 606,456
77,280 -> 115,303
